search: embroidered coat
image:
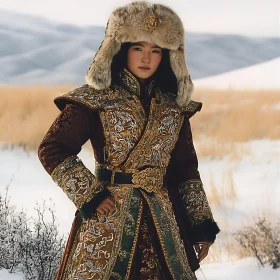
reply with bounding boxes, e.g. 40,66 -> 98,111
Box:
38,69 -> 220,280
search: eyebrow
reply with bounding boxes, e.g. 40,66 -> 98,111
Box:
132,43 -> 161,49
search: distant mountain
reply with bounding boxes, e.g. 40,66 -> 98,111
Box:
0,9 -> 279,85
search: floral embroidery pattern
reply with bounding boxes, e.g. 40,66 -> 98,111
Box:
62,187 -> 134,280
51,155 -> 104,209
178,180 -> 214,226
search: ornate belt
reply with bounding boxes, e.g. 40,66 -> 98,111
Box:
95,164 -> 166,193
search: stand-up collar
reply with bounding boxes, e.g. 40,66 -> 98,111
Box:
117,68 -> 155,97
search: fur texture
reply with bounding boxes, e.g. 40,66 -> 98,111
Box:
85,1 -> 194,107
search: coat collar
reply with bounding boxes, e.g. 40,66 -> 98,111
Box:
117,68 -> 155,98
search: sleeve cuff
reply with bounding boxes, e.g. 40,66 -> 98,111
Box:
190,219 -> 221,244
51,155 -> 102,209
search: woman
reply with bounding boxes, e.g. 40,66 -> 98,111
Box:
38,2 -> 220,279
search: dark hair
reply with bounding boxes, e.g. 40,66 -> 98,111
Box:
111,42 -> 178,95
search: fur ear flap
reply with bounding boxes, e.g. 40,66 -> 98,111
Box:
169,48 -> 194,107
85,37 -> 121,89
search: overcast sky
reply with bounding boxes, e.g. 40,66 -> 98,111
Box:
1,0 -> 279,37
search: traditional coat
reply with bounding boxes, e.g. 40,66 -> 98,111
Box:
38,2 -> 220,279
38,69 -> 219,280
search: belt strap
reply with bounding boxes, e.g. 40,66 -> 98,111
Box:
95,165 -> 167,193
96,167 -> 134,184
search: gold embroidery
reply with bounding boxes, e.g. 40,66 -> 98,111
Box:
123,89 -> 185,171
55,84 -> 120,111
182,100 -> 202,114
99,94 -> 146,167
124,198 -> 143,279
62,187 -> 134,280
131,168 -> 164,193
51,155 -> 103,209
129,203 -> 162,280
118,68 -> 141,96
178,180 -> 214,225
143,11 -> 159,33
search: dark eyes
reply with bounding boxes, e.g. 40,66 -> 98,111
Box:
133,47 -> 161,53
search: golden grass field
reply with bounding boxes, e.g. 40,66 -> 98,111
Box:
0,86 -> 279,157
1,85 -> 279,263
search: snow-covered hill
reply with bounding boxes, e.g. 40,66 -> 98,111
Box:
0,9 -> 280,85
194,57 -> 280,89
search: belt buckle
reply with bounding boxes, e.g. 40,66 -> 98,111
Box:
131,168 -> 163,193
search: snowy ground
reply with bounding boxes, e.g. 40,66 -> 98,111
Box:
0,139 -> 280,279
1,258 -> 280,280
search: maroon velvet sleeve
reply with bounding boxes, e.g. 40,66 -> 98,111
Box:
38,103 -> 92,175
167,117 -> 201,185
167,117 -> 220,245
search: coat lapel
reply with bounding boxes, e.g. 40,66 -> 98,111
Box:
121,88 -> 184,171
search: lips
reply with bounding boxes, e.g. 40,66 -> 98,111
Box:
138,67 -> 151,70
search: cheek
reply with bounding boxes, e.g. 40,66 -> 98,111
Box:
127,51 -> 140,67
154,55 -> 162,68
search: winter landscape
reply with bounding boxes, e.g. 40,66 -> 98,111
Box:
0,2 -> 280,280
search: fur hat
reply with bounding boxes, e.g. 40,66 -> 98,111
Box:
85,1 -> 194,107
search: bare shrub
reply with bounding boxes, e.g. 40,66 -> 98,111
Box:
0,186 -> 66,279
234,217 -> 280,269
0,178 -> 28,273
19,202 -> 66,280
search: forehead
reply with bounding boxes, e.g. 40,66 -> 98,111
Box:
132,41 -> 161,48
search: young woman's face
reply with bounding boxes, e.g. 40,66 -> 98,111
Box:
127,41 -> 162,80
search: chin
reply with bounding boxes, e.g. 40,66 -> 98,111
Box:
133,71 -> 154,80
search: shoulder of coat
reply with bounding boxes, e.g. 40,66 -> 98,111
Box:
53,85 -> 120,111
158,90 -> 202,118
181,100 -> 203,118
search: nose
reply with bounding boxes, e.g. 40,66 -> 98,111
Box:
141,52 -> 150,63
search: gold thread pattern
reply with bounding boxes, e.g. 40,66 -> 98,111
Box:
178,180 -> 214,226
61,187 -> 134,279
143,11 -> 159,33
131,168 -> 164,193
123,89 -> 185,171
124,198 -> 143,279
51,155 -> 104,209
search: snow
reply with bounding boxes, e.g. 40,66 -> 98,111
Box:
1,258 -> 280,280
194,57 -> 280,89
0,138 -> 280,279
197,258 -> 280,280
0,269 -> 24,280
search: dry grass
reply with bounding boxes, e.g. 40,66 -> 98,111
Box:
0,86 -> 279,155
191,88 -> 280,158
192,88 -> 280,141
206,169 -> 237,207
0,85 -> 74,151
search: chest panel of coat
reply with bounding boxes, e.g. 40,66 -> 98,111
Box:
99,89 -> 185,170
123,98 -> 185,171
99,95 -> 146,167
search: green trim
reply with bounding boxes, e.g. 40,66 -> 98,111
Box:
110,189 -> 142,279
141,191 -> 196,280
